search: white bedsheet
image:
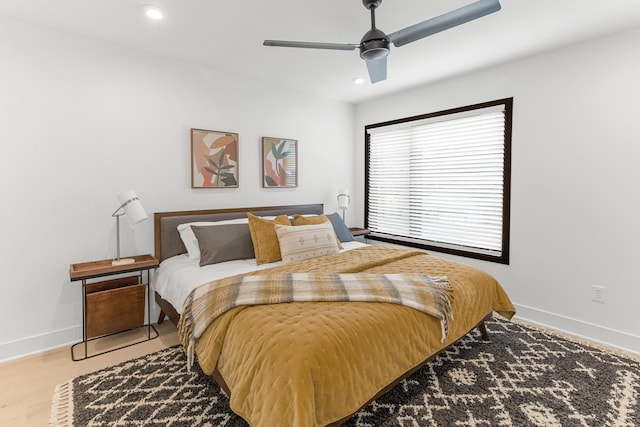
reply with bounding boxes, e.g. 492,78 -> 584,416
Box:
153,241 -> 368,314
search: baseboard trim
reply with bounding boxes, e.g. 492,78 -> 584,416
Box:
513,303 -> 640,355
1,305 -> 161,363
0,325 -> 81,363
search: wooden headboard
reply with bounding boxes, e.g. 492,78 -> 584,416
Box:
154,204 -> 324,262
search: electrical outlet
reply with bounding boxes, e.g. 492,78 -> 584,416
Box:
592,285 -> 606,303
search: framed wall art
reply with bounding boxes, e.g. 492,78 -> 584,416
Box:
262,137 -> 298,188
191,128 -> 239,188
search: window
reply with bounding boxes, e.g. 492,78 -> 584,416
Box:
365,98 -> 512,264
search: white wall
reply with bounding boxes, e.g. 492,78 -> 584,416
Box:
355,27 -> 640,353
0,17 -> 356,361
3,15 -> 639,362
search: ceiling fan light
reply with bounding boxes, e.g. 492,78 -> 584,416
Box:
361,48 -> 388,60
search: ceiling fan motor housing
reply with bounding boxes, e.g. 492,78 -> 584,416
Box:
360,39 -> 389,60
359,28 -> 390,60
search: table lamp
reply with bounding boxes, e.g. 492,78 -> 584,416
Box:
337,188 -> 350,222
111,190 -> 148,266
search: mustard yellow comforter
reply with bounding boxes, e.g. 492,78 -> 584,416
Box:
189,245 -> 515,427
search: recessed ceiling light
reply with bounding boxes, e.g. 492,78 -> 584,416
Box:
352,77 -> 364,85
142,5 -> 164,20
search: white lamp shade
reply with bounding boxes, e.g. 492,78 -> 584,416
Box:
337,188 -> 350,209
117,190 -> 148,224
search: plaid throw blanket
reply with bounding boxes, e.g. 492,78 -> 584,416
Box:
179,272 -> 453,369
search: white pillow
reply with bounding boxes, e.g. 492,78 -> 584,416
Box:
275,222 -> 339,264
178,218 -> 249,260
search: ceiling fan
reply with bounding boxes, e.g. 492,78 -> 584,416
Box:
264,0 -> 501,84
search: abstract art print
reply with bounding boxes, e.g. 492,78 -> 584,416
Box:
262,137 -> 297,188
191,129 -> 239,188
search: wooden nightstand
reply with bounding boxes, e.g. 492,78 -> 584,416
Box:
69,254 -> 159,361
349,227 -> 371,242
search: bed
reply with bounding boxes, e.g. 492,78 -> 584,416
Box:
153,203 -> 515,427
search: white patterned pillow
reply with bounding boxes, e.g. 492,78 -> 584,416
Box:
275,222 -> 339,264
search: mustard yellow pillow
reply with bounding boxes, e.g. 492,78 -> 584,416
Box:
247,213 -> 291,265
292,214 -> 343,249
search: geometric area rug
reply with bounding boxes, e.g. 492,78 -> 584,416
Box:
50,317 -> 640,426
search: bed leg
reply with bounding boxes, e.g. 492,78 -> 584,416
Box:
157,310 -> 166,324
478,321 -> 490,341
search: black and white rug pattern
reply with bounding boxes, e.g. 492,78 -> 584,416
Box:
51,317 -> 640,426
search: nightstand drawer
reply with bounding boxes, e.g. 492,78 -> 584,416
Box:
86,279 -> 146,338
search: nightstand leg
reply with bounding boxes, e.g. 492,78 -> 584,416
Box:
146,269 -> 151,340
83,279 -> 88,359
71,279 -> 88,361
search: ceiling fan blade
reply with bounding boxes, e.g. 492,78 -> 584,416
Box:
263,40 -> 358,51
366,57 -> 387,84
388,0 -> 501,47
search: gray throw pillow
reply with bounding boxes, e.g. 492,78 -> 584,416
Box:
326,212 -> 355,242
192,223 -> 256,267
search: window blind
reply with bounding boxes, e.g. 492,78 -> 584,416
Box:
366,98 -> 512,263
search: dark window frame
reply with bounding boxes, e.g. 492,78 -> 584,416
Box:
365,97 -> 513,264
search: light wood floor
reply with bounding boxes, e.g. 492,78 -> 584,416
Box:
0,322 -> 179,427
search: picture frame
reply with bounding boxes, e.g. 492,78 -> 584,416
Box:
191,128 -> 239,188
262,137 -> 298,188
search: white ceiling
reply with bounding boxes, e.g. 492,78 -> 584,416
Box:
2,0 -> 640,104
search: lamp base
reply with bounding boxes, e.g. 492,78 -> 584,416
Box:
112,258 -> 136,266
